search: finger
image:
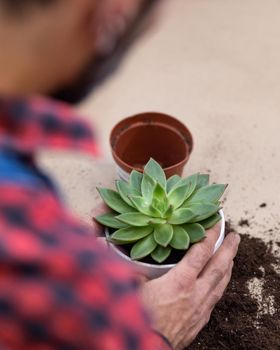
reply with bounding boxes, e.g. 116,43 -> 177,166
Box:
170,223 -> 222,282
197,233 -> 240,296
206,261 -> 233,309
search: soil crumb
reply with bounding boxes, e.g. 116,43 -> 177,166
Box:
188,224 -> 280,350
238,219 -> 250,227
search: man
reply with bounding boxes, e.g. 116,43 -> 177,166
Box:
0,1 -> 240,349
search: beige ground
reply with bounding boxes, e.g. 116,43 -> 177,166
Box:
40,0 -> 280,249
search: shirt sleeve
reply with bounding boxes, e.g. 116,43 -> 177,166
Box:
0,186 -> 172,350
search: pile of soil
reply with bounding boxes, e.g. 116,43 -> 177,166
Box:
188,223 -> 280,350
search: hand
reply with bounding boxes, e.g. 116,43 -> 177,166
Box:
141,225 -> 240,350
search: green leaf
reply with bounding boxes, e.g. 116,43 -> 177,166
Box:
153,183 -> 167,201
130,234 -> 157,260
111,226 -> 153,243
129,196 -> 150,215
167,175 -> 181,193
116,180 -> 134,206
168,208 -> 195,225
95,213 -> 128,229
97,188 -> 136,214
117,213 -> 166,226
151,246 -> 172,263
129,196 -> 162,217
179,173 -> 198,193
188,203 -> 220,222
188,184 -> 227,204
141,173 -> 156,202
129,170 -> 143,194
144,158 -> 166,189
196,174 -> 210,189
167,182 -> 195,209
163,205 -> 174,219
151,184 -> 169,214
154,224 -> 173,247
182,223 -> 206,243
168,174 -> 198,208
199,213 -> 222,230
151,197 -> 168,215
170,226 -> 190,250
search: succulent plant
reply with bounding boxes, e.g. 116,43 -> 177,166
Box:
95,159 -> 226,264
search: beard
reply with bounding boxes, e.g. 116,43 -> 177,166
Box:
50,10 -> 136,104
50,56 -> 98,105
50,47 -> 123,104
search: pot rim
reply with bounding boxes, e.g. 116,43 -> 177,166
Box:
110,112 -> 194,174
105,210 -> 225,270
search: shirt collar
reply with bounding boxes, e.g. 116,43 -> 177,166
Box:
0,95 -> 100,156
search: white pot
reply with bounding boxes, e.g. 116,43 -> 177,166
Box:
105,210 -> 226,279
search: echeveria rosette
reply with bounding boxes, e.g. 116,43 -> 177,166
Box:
95,159 -> 227,264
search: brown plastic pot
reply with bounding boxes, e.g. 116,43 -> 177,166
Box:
110,112 -> 193,180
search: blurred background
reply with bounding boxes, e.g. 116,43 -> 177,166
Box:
40,0 -> 280,249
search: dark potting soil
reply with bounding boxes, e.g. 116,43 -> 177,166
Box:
188,224 -> 280,350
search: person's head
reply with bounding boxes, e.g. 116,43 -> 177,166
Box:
0,0 -> 102,97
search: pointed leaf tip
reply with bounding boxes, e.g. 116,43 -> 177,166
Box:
97,188 -> 136,214
188,184 -> 227,204
95,213 -> 128,229
144,158 -> 166,189
116,180 -> 134,206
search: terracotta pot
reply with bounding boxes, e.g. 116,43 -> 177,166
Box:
105,210 -> 225,279
110,112 -> 193,181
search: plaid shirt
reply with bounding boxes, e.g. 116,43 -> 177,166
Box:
0,96 -> 171,350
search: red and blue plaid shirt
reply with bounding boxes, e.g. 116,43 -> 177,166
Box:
0,96 -> 171,350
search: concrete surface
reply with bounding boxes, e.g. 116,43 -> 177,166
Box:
40,0 -> 280,248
